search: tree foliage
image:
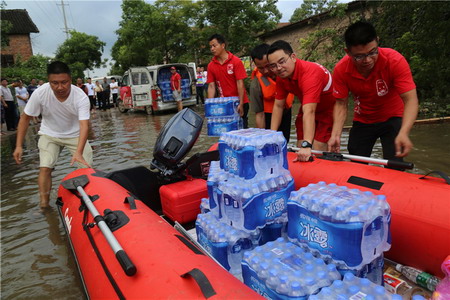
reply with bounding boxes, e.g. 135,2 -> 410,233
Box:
370,1 -> 450,104
1,54 -> 52,82
110,0 -> 281,74
290,0 -> 338,23
55,31 -> 106,79
295,1 -> 353,71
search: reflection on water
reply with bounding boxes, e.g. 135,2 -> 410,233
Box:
1,104 -> 449,298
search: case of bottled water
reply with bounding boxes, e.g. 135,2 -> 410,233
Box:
217,170 -> 294,231
206,161 -> 226,218
309,272 -> 395,300
205,97 -> 240,117
207,116 -> 243,137
241,237 -> 341,299
195,212 -> 260,277
287,182 -> 391,270
218,128 -> 288,180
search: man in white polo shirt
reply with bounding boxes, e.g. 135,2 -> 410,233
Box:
13,61 -> 93,208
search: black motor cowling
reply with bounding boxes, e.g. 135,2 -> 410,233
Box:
151,108 -> 203,176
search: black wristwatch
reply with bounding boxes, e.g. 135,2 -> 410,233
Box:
301,141 -> 313,148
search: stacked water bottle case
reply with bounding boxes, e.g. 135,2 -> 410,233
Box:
196,129 -> 295,277
196,129 -> 393,299
205,97 -> 242,136
287,181 -> 391,285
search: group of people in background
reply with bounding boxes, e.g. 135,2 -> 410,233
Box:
10,20 -> 419,209
0,78 -> 44,135
204,21 -> 418,169
76,76 -> 119,112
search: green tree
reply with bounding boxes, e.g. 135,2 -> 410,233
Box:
290,0 -> 338,23
203,0 -> 281,55
370,1 -> 450,110
295,1 -> 356,71
1,54 -> 51,82
1,19 -> 12,47
55,31 -> 106,79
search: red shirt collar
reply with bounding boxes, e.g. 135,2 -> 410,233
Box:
211,51 -> 234,65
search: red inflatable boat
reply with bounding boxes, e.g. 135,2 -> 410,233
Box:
57,109 -> 450,299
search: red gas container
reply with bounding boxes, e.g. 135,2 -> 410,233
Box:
160,178 -> 208,223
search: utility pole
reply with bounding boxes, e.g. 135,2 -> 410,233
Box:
57,0 -> 71,40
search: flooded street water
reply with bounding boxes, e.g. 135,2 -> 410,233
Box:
1,103 -> 449,299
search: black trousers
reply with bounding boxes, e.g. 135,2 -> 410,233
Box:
112,93 -> 118,106
196,86 -> 205,104
88,96 -> 96,110
265,108 -> 292,143
348,117 -> 404,169
242,102 -> 250,129
4,101 -> 18,130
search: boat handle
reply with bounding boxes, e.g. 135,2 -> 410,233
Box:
419,170 -> 450,185
181,268 -> 217,299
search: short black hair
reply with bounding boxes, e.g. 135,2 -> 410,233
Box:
1,78 -> 6,82
344,21 -> 378,49
47,61 -> 71,76
208,33 -> 226,45
267,40 -> 293,56
251,44 -> 270,61
111,77 -> 116,81
87,77 -> 91,80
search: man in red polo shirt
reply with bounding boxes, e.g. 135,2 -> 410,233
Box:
206,33 -> 250,128
250,43 -> 294,143
267,40 -> 335,162
328,21 -> 418,167
170,66 -> 182,111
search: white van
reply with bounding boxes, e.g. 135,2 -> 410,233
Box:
119,63 -> 196,114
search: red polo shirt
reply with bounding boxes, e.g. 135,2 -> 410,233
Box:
333,47 -> 416,124
207,51 -> 249,103
275,58 -> 335,119
170,72 -> 181,90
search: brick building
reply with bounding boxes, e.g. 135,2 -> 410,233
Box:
1,9 -> 39,67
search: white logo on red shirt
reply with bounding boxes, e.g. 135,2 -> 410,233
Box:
227,63 -> 234,74
376,79 -> 388,96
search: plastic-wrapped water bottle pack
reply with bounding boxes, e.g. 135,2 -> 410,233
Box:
218,128 -> 288,179
195,212 -> 260,276
205,97 -> 242,136
241,237 -> 341,299
205,97 -> 240,117
287,181 -> 391,269
309,272 -> 398,300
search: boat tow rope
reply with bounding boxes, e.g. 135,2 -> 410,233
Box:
181,268 -> 217,299
288,147 -> 415,170
82,209 -> 126,300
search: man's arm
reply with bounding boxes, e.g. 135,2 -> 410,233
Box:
70,120 -> 91,168
249,78 -> 265,128
13,113 -> 32,164
327,97 -> 349,153
270,98 -> 286,132
207,82 -> 216,98
236,79 -> 245,117
177,79 -> 181,92
295,103 -> 317,162
1,94 -> 7,107
395,89 -> 419,157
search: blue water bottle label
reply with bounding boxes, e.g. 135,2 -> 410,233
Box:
197,229 -> 230,270
287,202 -> 364,268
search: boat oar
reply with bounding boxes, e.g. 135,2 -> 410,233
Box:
289,147 -> 414,170
62,175 -> 137,276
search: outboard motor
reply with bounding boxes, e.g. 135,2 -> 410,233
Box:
151,108 -> 203,178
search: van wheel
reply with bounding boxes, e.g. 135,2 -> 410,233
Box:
144,106 -> 154,115
118,101 -> 128,113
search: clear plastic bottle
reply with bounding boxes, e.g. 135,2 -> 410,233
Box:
433,255 -> 450,299
396,263 -> 440,291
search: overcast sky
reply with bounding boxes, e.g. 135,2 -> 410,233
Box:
4,0 -> 302,77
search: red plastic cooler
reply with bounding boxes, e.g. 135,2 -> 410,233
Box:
159,178 -> 208,223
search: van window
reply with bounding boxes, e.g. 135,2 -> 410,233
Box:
132,73 -> 140,85
141,72 -> 150,84
122,75 -> 129,86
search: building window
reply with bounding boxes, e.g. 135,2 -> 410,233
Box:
1,55 -> 14,68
